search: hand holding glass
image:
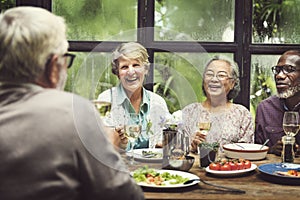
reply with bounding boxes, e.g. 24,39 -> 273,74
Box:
196,121 -> 211,136
124,113 -> 142,164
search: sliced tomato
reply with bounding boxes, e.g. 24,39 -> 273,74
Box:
228,161 -> 238,170
244,160 -> 251,169
209,162 -> 221,170
236,161 -> 245,170
220,163 -> 231,171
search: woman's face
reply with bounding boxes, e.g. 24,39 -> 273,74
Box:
203,60 -> 235,98
117,56 -> 148,95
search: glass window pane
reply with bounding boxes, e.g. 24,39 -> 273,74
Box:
155,0 -> 235,42
52,0 -> 137,41
65,52 -> 118,100
253,0 -> 300,44
250,54 -> 279,117
0,0 -> 15,12
154,52 -> 233,113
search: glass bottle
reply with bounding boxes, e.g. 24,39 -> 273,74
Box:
281,136 -> 295,163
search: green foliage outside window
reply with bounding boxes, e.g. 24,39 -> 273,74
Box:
0,0 -> 15,12
1,0 -> 298,115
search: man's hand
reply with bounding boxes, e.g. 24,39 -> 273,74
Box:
104,126 -> 128,151
269,140 -> 283,156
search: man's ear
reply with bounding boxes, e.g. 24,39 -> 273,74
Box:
44,55 -> 60,88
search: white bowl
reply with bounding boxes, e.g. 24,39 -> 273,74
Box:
223,143 -> 269,160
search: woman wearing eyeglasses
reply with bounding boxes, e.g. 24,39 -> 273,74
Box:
255,50 -> 300,156
182,56 -> 254,153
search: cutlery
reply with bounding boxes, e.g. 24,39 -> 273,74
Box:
259,139 -> 270,150
231,142 -> 245,149
184,178 -> 246,194
224,139 -> 245,149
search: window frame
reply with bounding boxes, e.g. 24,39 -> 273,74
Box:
16,0 -> 300,109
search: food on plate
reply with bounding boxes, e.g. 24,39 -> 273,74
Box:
274,170 -> 300,178
208,158 -> 251,171
132,166 -> 189,186
141,150 -> 162,158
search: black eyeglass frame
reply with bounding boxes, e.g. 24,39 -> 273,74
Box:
63,53 -> 76,68
271,65 -> 300,75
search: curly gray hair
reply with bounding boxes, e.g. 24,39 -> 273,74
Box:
202,55 -> 241,100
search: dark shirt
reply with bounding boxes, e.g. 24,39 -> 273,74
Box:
255,95 -> 300,149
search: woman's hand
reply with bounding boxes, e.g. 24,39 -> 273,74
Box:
114,126 -> 128,150
190,130 -> 207,153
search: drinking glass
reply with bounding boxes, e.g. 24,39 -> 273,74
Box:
196,121 -> 211,136
283,111 -> 300,137
124,113 -> 142,164
196,115 -> 211,154
91,100 -> 111,117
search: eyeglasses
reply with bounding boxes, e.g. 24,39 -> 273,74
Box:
45,53 -> 76,69
204,71 -> 233,81
271,65 -> 299,75
63,53 -> 76,68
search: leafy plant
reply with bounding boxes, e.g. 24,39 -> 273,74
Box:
199,142 -> 219,152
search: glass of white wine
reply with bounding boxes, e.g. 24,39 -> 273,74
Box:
196,118 -> 211,155
283,111 -> 300,137
196,121 -> 211,136
124,113 -> 142,164
91,100 -> 111,117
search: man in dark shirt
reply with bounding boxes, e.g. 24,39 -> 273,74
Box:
255,50 -> 300,156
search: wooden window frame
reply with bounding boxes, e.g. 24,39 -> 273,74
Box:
16,0 -> 300,108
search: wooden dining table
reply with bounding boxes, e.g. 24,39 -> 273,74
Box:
125,152 -> 300,200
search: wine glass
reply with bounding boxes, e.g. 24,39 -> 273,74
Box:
196,119 -> 211,153
124,113 -> 142,164
283,111 -> 300,137
196,121 -> 211,136
91,100 -> 111,117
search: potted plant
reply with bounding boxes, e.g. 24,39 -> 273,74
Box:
199,142 -> 219,168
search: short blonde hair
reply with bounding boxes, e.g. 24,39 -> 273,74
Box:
0,6 -> 68,82
111,42 -> 150,76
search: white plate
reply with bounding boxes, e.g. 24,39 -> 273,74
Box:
132,169 -> 200,188
205,164 -> 257,177
128,148 -> 163,162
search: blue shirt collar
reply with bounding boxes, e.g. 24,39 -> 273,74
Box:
116,83 -> 150,114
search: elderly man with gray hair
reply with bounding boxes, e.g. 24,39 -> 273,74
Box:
0,6 -> 144,200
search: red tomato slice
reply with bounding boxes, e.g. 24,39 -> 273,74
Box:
244,160 -> 251,169
228,161 -> 238,170
236,162 -> 245,170
209,162 -> 221,170
220,163 -> 231,171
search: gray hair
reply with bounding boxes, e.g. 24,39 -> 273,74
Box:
0,6 -> 68,83
202,55 -> 241,100
111,42 -> 150,76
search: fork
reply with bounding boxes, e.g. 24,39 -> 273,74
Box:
184,179 -> 246,194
